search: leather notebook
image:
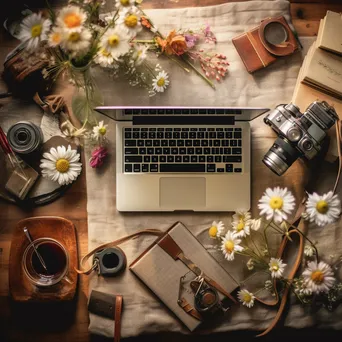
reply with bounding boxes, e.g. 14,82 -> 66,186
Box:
129,222 -> 238,331
232,16 -> 299,73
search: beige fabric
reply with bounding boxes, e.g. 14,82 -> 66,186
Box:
85,0 -> 342,338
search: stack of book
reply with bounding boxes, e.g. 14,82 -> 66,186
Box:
292,11 -> 342,114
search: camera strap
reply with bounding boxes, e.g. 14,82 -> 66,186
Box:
257,119 -> 342,336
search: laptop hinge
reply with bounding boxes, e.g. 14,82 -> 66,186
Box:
132,116 -> 235,125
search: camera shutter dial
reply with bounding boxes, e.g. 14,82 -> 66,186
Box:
287,127 -> 302,142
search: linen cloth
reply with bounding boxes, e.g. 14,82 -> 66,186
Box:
85,0 -> 342,338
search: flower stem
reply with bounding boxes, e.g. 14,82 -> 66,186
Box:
132,39 -> 155,44
181,55 -> 216,89
166,55 -> 190,73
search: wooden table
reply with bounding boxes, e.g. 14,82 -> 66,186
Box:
1,1 -> 342,341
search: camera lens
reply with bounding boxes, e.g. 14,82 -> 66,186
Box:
301,138 -> 313,151
262,137 -> 299,176
287,127 -> 302,142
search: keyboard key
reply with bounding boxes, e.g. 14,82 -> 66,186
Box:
215,156 -> 222,163
217,168 -> 224,172
169,140 -> 176,146
157,132 -> 164,139
181,132 -> 188,138
195,148 -> 202,154
125,164 -> 132,172
151,156 -> 158,163
141,109 -> 148,114
207,156 -> 214,163
167,156 -> 174,162
183,155 -> 190,163
147,148 -> 154,154
235,128 -> 242,131
175,156 -> 182,162
177,140 -> 185,146
225,132 -> 233,139
193,140 -> 200,146
139,148 -> 146,154
165,132 -> 172,139
125,140 -> 136,146
145,140 -> 152,146
171,148 -> 178,154
161,140 -> 168,146
142,164 -> 149,172
190,109 -> 199,114
137,140 -> 144,147
150,164 -> 159,172
155,148 -> 162,154
223,156 -> 242,163
230,140 -> 238,147
190,132 -> 196,139
238,140 -> 242,147
217,132 -> 224,139
133,132 -> 139,139
125,156 -> 142,163
199,156 -> 205,163
234,168 -> 242,172
159,156 -> 166,163
133,164 -> 141,172
234,132 -> 242,139
160,164 -> 205,172
226,164 -> 233,172
224,148 -> 232,154
125,132 -> 132,139
232,148 -> 242,155
191,156 -> 198,163
153,140 -> 160,146
207,164 -> 216,172
179,148 -> 186,155
144,156 -> 151,163
187,148 -> 194,154
125,148 -> 138,155
163,148 -> 170,154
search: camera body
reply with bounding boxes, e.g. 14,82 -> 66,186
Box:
263,101 -> 339,176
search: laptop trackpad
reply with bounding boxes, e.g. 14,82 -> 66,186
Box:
160,177 -> 206,209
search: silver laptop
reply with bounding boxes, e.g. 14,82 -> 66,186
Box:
95,106 -> 269,212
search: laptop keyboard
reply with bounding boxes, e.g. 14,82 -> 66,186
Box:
123,127 -> 243,173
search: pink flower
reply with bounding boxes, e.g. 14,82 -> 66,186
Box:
89,146 -> 108,168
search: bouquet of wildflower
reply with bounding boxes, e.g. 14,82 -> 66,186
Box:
209,187 -> 342,310
16,0 -> 228,134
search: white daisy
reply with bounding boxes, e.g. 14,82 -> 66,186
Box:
304,191 -> 341,227
268,257 -> 286,278
238,289 -> 255,308
57,6 -> 87,32
258,187 -> 295,223
246,258 -> 254,270
99,28 -> 130,58
232,218 -> 251,238
152,71 -> 169,93
133,45 -> 149,66
95,48 -> 115,67
250,218 -> 262,231
62,28 -> 92,55
302,260 -> 335,294
18,13 -> 51,51
221,231 -> 243,261
115,0 -> 135,10
92,121 -> 108,140
304,244 -> 316,258
40,145 -> 82,186
299,281 -> 312,296
48,26 -> 64,47
117,6 -> 142,37
232,210 -> 251,223
208,221 -> 224,239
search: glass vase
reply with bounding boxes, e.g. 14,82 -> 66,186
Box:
70,63 -> 104,127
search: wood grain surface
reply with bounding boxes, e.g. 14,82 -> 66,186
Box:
1,1 -> 342,342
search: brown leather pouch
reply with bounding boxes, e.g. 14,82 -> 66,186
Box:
232,16 -> 299,73
2,45 -> 51,98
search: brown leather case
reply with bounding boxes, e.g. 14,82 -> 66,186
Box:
232,16 -> 299,73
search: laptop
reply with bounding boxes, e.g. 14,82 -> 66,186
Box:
95,106 -> 269,212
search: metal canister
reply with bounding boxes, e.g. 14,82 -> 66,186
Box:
7,121 -> 43,155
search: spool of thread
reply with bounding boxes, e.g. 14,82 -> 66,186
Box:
7,121 -> 43,155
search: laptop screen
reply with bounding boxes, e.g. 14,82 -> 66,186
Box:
95,106 -> 269,123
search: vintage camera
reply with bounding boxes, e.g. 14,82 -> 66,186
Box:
263,101 -> 339,176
